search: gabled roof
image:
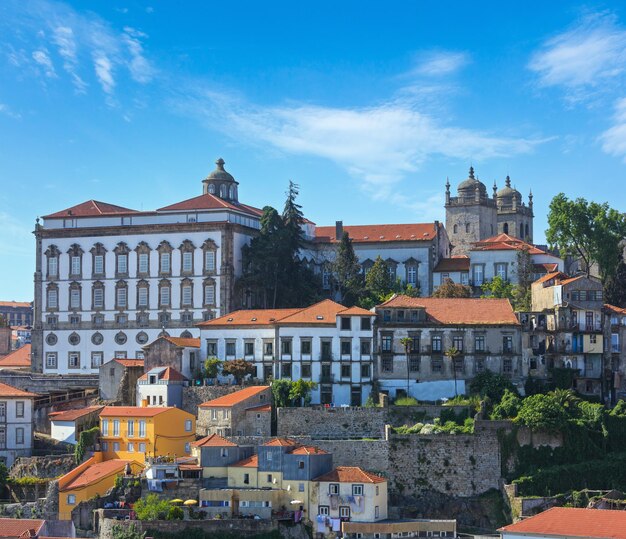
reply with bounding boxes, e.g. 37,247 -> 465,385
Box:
111,358 -> 144,368
199,386 -> 269,408
246,404 -> 272,413
100,406 -> 181,417
314,466 -> 386,484
191,433 -> 237,448
471,233 -> 547,255
0,381 -> 36,398
264,437 -> 299,447
0,518 -> 45,537
162,336 -> 200,348
157,193 -> 263,217
231,454 -> 258,468
59,459 -> 132,491
499,507 -> 626,539
378,296 -> 519,325
290,445 -> 328,455
534,263 -> 559,273
197,299 -> 372,328
605,304 -> 626,315
0,344 -> 31,368
433,257 -> 470,272
0,301 -> 31,308
43,199 -> 139,219
138,366 -> 187,382
49,406 -> 104,422
314,223 -> 440,243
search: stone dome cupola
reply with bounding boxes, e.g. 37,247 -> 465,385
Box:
457,166 -> 488,200
497,175 -> 522,206
202,158 -> 239,202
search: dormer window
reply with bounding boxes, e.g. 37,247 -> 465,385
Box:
149,375 -> 157,384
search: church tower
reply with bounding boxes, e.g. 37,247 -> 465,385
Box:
445,167 -> 498,255
496,175 -> 534,242
202,158 -> 239,202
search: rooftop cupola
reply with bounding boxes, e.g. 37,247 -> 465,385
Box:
202,158 -> 239,202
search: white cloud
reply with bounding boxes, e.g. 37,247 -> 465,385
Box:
0,103 -> 21,119
51,25 -> 87,93
93,53 -> 114,94
529,12 -> 626,101
123,27 -> 154,83
600,97 -> 626,160
32,48 -> 56,77
411,51 -> 469,77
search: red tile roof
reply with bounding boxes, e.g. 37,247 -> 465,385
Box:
0,518 -> 45,537
471,234 -> 547,255
534,263 -> 559,273
314,223 -> 440,243
138,367 -> 187,382
434,257 -> 470,272
112,359 -> 144,368
499,507 -> 626,539
60,459 -> 132,491
100,406 -> 177,417
199,386 -> 270,408
163,337 -> 200,348
246,404 -> 272,413
231,454 -> 258,468
198,300 -> 372,328
290,445 -> 328,455
0,344 -> 31,368
157,193 -> 263,217
314,466 -> 386,484
43,200 -> 138,219
0,301 -> 31,308
264,437 -> 299,447
378,296 -> 519,325
49,406 -> 104,422
191,433 -> 237,448
605,304 -> 626,315
0,381 -> 37,398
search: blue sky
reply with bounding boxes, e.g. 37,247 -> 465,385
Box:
2,1 -> 626,301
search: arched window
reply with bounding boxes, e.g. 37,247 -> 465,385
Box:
203,278 -> 216,306
229,185 -> 235,199
465,223 -> 470,233
503,223 -> 509,234
219,184 -> 226,198
68,282 -> 82,311
520,223 -> 524,238
208,183 -> 215,194
453,224 -> 458,233
525,224 -> 529,238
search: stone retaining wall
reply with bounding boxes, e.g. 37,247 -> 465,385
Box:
182,384 -> 250,417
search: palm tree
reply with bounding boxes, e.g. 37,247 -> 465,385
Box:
444,347 -> 461,397
400,337 -> 413,398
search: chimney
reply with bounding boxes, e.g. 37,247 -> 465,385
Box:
335,220 -> 343,240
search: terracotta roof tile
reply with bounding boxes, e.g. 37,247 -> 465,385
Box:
60,459 -> 132,491
157,194 -> 263,218
378,296 -> 519,325
199,386 -> 269,408
163,337 -> 200,348
278,299 -> 354,325
197,308 -> 301,327
433,258 -> 470,272
138,366 -> 187,382
263,437 -> 299,447
314,466 -> 386,484
533,263 -> 559,273
100,406 -> 180,417
43,200 -> 139,219
314,223 -> 440,243
0,518 -> 45,537
49,406 -> 104,422
112,359 -> 144,368
191,434 -> 237,448
533,271 -> 567,285
0,381 -> 37,398
339,306 -> 374,316
0,301 -> 31,308
471,234 -> 547,255
605,304 -> 626,315
498,507 -> 626,539
246,404 -> 272,413
231,454 -> 258,468
290,445 -> 328,455
0,344 -> 31,368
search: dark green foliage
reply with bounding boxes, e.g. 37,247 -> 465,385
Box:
112,523 -> 146,539
0,462 -> 8,491
469,370 -> 517,403
271,379 -> 317,407
134,494 -> 172,520
481,276 -> 515,300
432,278 -> 471,298
604,260 -> 626,307
75,426 -> 100,464
331,232 -> 365,306
167,506 -> 184,520
203,358 -> 223,379
357,256 -> 420,308
492,390 -> 521,420
551,367 -> 579,389
517,393 -> 570,432
524,376 -> 551,396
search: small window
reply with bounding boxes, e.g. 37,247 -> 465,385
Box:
360,317 -> 371,330
299,482 -> 305,492
16,428 -> 24,445
301,340 -> 312,355
185,442 -> 191,453
267,474 -> 273,483
341,317 -> 351,330
16,401 -> 24,418
245,342 -> 254,356
67,494 -> 76,505
185,419 -> 192,432
352,484 -> 364,496
339,506 -> 351,518
318,505 -> 329,516
341,340 -> 351,355
139,442 -> 146,452
330,483 -> 339,495
298,460 -> 305,469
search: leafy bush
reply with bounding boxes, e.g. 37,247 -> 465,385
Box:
470,370 -> 517,403
517,393 -> 569,432
394,396 -> 419,406
491,389 -> 521,420
167,506 -> 184,520
134,494 -> 172,521
394,422 -> 424,434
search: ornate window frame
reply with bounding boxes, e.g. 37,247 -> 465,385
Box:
202,239 -> 218,275
158,279 -> 171,309
203,278 -> 216,307
45,244 -> 61,280
180,277 -> 194,308
135,241 -> 151,278
90,243 -> 107,278
179,240 -> 195,276
115,280 -> 128,311
157,241 -> 173,276
46,282 -> 59,312
67,244 -> 84,279
92,280 -> 105,311
114,242 -> 130,278
136,279 -> 150,310
68,281 -> 82,312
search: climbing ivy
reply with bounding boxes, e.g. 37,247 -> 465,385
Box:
74,426 -> 100,464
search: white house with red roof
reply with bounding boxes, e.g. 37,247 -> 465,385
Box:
0,381 -> 36,466
49,405 -> 104,445
198,299 -> 376,406
136,366 -> 188,408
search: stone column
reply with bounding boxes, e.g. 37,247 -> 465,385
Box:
31,222 -> 44,373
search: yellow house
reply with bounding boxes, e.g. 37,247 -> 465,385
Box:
99,406 -> 196,463
57,452 -> 143,520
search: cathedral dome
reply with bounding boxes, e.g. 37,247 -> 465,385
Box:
204,158 -> 236,184
497,176 -> 521,203
457,167 -> 487,198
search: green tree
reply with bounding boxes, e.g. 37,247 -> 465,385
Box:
134,494 -> 171,520
470,370 -> 517,403
604,260 -> 626,307
546,193 -> 626,281
432,278 -> 471,298
111,523 -> 146,539
491,389 -> 522,419
271,379 -> 292,408
481,275 -> 515,300
517,393 -> 570,432
512,246 -> 534,311
204,358 -> 223,379
221,359 -> 256,385
444,347 -> 462,397
288,379 -> 318,406
0,462 -> 7,492
332,232 -> 365,306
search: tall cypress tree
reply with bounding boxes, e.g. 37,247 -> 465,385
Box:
332,232 -> 364,306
